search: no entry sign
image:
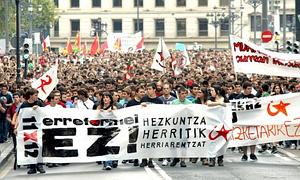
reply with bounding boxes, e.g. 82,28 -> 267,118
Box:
261,30 -> 273,43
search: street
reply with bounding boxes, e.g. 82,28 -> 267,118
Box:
1,149 -> 300,180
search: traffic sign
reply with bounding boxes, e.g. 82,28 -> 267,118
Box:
261,30 -> 273,43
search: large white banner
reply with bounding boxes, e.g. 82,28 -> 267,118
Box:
229,93 -> 300,147
107,32 -> 144,53
230,35 -> 300,78
17,105 -> 232,165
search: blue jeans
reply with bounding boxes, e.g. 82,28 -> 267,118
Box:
103,161 -> 112,168
0,119 -> 8,142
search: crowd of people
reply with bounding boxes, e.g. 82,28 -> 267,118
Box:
0,48 -> 300,174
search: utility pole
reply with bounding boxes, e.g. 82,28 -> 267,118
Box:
137,0 -> 140,32
283,0 -> 286,49
5,0 -> 9,54
228,0 -> 232,48
16,0 -> 21,83
262,0 -> 268,31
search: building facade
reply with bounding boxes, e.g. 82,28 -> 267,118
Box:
50,0 -> 295,50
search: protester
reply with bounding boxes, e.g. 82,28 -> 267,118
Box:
207,85 -> 226,167
15,88 -> 46,174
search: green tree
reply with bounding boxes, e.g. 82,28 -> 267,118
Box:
0,0 -> 16,38
0,0 -> 56,39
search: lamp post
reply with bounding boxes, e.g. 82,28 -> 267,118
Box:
97,18 -> 107,48
245,0 -> 262,44
207,7 -> 225,49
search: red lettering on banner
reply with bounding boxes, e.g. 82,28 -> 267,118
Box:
248,126 -> 257,140
276,125 -> 286,136
233,42 -> 256,53
233,127 -> 243,140
236,55 -> 269,64
284,121 -> 294,137
260,126 -> 269,138
273,58 -> 300,69
294,124 -> 300,137
267,125 -> 276,136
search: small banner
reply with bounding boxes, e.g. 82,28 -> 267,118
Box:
230,35 -> 300,78
107,32 -> 144,53
228,93 -> 300,147
17,105 -> 232,165
31,66 -> 58,101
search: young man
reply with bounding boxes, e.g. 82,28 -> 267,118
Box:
74,89 -> 94,109
236,81 -> 258,161
125,85 -> 145,166
159,83 -> 176,105
16,88 -> 46,174
169,87 -> 192,168
140,82 -> 163,168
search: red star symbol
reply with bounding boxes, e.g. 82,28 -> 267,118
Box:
209,125 -> 232,141
267,100 -> 290,116
273,100 -> 290,116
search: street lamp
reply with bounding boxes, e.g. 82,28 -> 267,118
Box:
97,18 -> 107,48
244,0 -> 262,44
207,7 -> 225,49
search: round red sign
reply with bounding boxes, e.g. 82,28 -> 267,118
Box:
261,30 -> 273,43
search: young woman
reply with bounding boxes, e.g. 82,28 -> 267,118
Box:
192,87 -> 209,165
207,85 -> 226,167
270,84 -> 285,153
97,92 -> 118,170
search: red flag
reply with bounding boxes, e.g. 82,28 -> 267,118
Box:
99,41 -> 108,54
42,37 -> 47,52
74,32 -> 81,50
90,33 -> 99,55
66,38 -> 73,54
136,37 -> 144,50
82,41 -> 87,57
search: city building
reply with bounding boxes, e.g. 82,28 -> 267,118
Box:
50,0 -> 296,50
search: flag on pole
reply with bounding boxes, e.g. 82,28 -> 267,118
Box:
172,43 -> 190,76
151,37 -> 170,72
82,41 -> 87,57
42,35 -> 51,52
90,33 -> 99,55
99,41 -> 108,55
74,32 -> 81,52
31,66 -> 59,101
136,37 -> 144,50
66,38 -> 73,54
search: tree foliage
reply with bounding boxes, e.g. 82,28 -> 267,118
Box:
0,0 -> 56,38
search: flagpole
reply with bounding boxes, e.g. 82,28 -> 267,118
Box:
161,37 -> 166,74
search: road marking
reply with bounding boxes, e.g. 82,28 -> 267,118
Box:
0,156 -> 13,179
153,161 -> 172,180
144,166 -> 162,180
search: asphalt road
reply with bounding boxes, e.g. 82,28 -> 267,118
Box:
1,149 -> 300,180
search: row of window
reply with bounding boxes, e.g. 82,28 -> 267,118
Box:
54,18 -> 229,37
53,14 -> 295,37
54,0 -> 229,8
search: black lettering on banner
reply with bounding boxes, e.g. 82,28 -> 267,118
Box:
23,116 -> 38,130
24,143 -> 39,157
87,127 -> 120,156
127,125 -> 139,153
42,128 -> 78,157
